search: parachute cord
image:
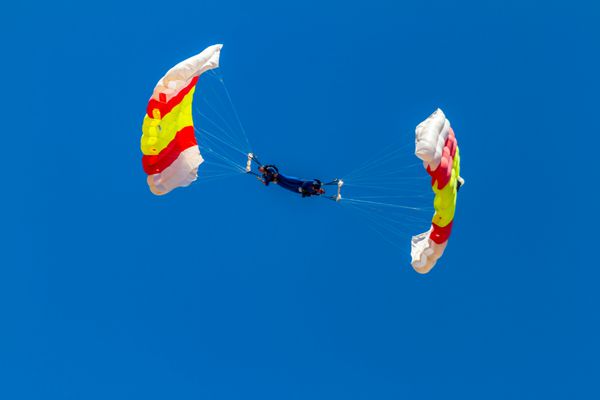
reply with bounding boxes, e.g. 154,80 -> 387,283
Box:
342,200 -> 431,225
195,108 -> 244,151
345,163 -> 425,181
200,154 -> 243,174
201,145 -> 246,173
348,194 -> 431,199
203,74 -> 248,145
345,177 -> 427,185
342,198 -> 432,212
250,154 -> 264,167
216,76 -> 253,153
195,127 -> 248,157
343,141 -> 414,181
194,112 -> 248,156
342,182 -> 425,192
344,155 -> 417,184
199,98 -> 243,150
342,202 -> 413,255
340,140 -> 399,179
196,171 -> 242,181
344,202 -> 422,238
204,70 -> 252,152
199,137 -> 246,173
246,171 -> 262,178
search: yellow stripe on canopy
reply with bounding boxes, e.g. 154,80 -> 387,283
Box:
431,147 -> 460,228
141,87 -> 196,156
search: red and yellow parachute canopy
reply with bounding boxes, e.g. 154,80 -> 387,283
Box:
410,109 -> 462,274
141,44 -> 222,195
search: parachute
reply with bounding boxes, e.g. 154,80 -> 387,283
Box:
410,109 -> 461,274
139,45 -> 463,274
141,44 -> 222,195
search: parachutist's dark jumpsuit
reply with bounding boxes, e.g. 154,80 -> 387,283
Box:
261,166 -> 323,197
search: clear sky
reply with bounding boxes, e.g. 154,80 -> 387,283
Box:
2,0 -> 599,399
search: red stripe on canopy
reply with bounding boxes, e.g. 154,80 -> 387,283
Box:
146,76 -> 199,118
430,221 -> 453,244
142,126 -> 197,174
427,128 -> 458,190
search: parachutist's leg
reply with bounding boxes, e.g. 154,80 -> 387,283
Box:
457,176 -> 464,191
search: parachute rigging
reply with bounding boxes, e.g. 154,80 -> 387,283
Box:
139,45 -> 462,273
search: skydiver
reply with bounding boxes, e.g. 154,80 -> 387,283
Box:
258,165 -> 279,186
246,154 -> 335,199
257,164 -> 326,197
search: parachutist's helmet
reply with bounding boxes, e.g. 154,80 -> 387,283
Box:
265,165 -> 279,174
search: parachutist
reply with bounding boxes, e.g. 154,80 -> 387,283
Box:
258,165 -> 279,185
251,163 -> 326,197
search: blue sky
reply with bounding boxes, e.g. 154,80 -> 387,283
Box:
2,0 -> 599,399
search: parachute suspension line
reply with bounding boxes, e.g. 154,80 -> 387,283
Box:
345,163 -> 425,181
345,175 -> 425,185
342,184 -> 426,195
201,154 -> 243,175
340,140 -> 399,179
357,207 -> 431,227
342,202 -> 412,254
199,97 -> 242,149
342,198 -> 432,212
202,146 -> 246,173
343,152 -> 416,183
342,201 -> 431,234
195,127 -> 248,157
199,146 -> 244,175
204,77 -> 251,153
343,199 -> 432,226
195,171 -> 242,181
347,194 -> 431,200
343,204 -> 425,242
200,137 -> 246,171
196,106 -> 244,149
211,72 -> 252,153
343,150 -> 404,181
343,182 -> 424,191
198,131 -> 247,173
343,141 -> 414,181
195,111 -> 248,156
345,177 -> 428,185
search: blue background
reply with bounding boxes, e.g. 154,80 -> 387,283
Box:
2,0 -> 599,398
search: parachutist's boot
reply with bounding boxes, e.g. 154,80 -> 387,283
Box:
457,176 -> 465,191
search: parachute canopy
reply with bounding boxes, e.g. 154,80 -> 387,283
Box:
141,44 -> 222,195
410,109 -> 461,274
